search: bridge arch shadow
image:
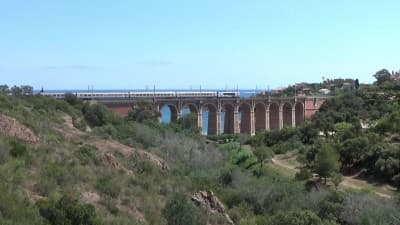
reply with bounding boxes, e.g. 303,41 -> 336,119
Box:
282,102 -> 293,128
202,103 -> 218,135
295,102 -> 304,126
239,103 -> 251,134
222,103 -> 235,134
255,103 -> 266,132
268,103 -> 279,130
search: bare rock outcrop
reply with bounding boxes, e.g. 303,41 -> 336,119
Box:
192,190 -> 235,225
99,153 -> 133,175
81,191 -> 101,205
93,139 -> 169,172
0,113 -> 39,144
99,153 -> 123,170
134,150 -> 170,171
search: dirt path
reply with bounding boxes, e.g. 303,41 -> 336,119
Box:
271,153 -> 394,199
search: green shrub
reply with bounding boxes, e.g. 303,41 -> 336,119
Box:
0,182 -> 45,225
295,168 -> 312,181
45,162 -> 73,186
267,210 -> 322,225
0,140 -> 10,164
95,176 -> 121,198
101,195 -> 119,215
37,195 -> 100,225
9,139 -> 27,158
318,192 -> 345,222
82,103 -> 122,127
217,167 -> 233,187
64,93 -> 81,106
75,145 -> 99,165
250,128 -> 299,147
230,148 -> 256,166
33,178 -> 58,197
162,193 -> 207,225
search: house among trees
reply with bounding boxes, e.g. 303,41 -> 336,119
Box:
392,70 -> 400,81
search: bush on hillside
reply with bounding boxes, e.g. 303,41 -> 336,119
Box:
266,210 -> 324,225
95,175 -> 122,198
37,195 -> 100,225
162,193 -> 207,225
9,139 -> 27,158
0,182 -> 45,225
249,128 -> 299,147
74,144 -> 99,165
82,103 -> 122,127
64,93 -> 81,106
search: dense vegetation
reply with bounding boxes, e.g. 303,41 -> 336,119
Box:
1,71 -> 400,225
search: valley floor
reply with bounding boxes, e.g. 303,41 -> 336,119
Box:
271,151 -> 397,199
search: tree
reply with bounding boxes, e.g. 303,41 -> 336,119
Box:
331,173 -> 343,190
253,145 -> 272,177
64,93 -> 80,106
162,193 -> 206,225
313,114 -> 335,138
21,85 -> 33,95
375,111 -> 400,134
373,69 -> 392,85
127,101 -> 159,123
82,103 -> 120,127
354,79 -> 360,90
177,112 -> 198,132
334,122 -> 352,141
339,137 -> 369,168
0,84 -> 9,93
10,85 -> 23,96
314,143 -> 341,184
299,121 -> 318,145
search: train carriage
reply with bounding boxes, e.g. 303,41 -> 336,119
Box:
40,90 -> 240,99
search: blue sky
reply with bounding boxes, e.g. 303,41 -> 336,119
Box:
1,0 -> 399,90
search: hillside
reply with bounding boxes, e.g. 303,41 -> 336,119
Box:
1,90 -> 400,225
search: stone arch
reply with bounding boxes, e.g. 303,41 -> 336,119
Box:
239,103 -> 251,134
222,103 -> 235,134
254,102 -> 266,132
159,103 -> 179,123
203,103 -> 218,135
269,103 -> 279,130
282,102 -> 293,128
182,103 -> 199,114
295,102 -> 304,126
180,103 -> 200,129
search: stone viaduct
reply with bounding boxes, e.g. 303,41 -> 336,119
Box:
100,96 -> 325,136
